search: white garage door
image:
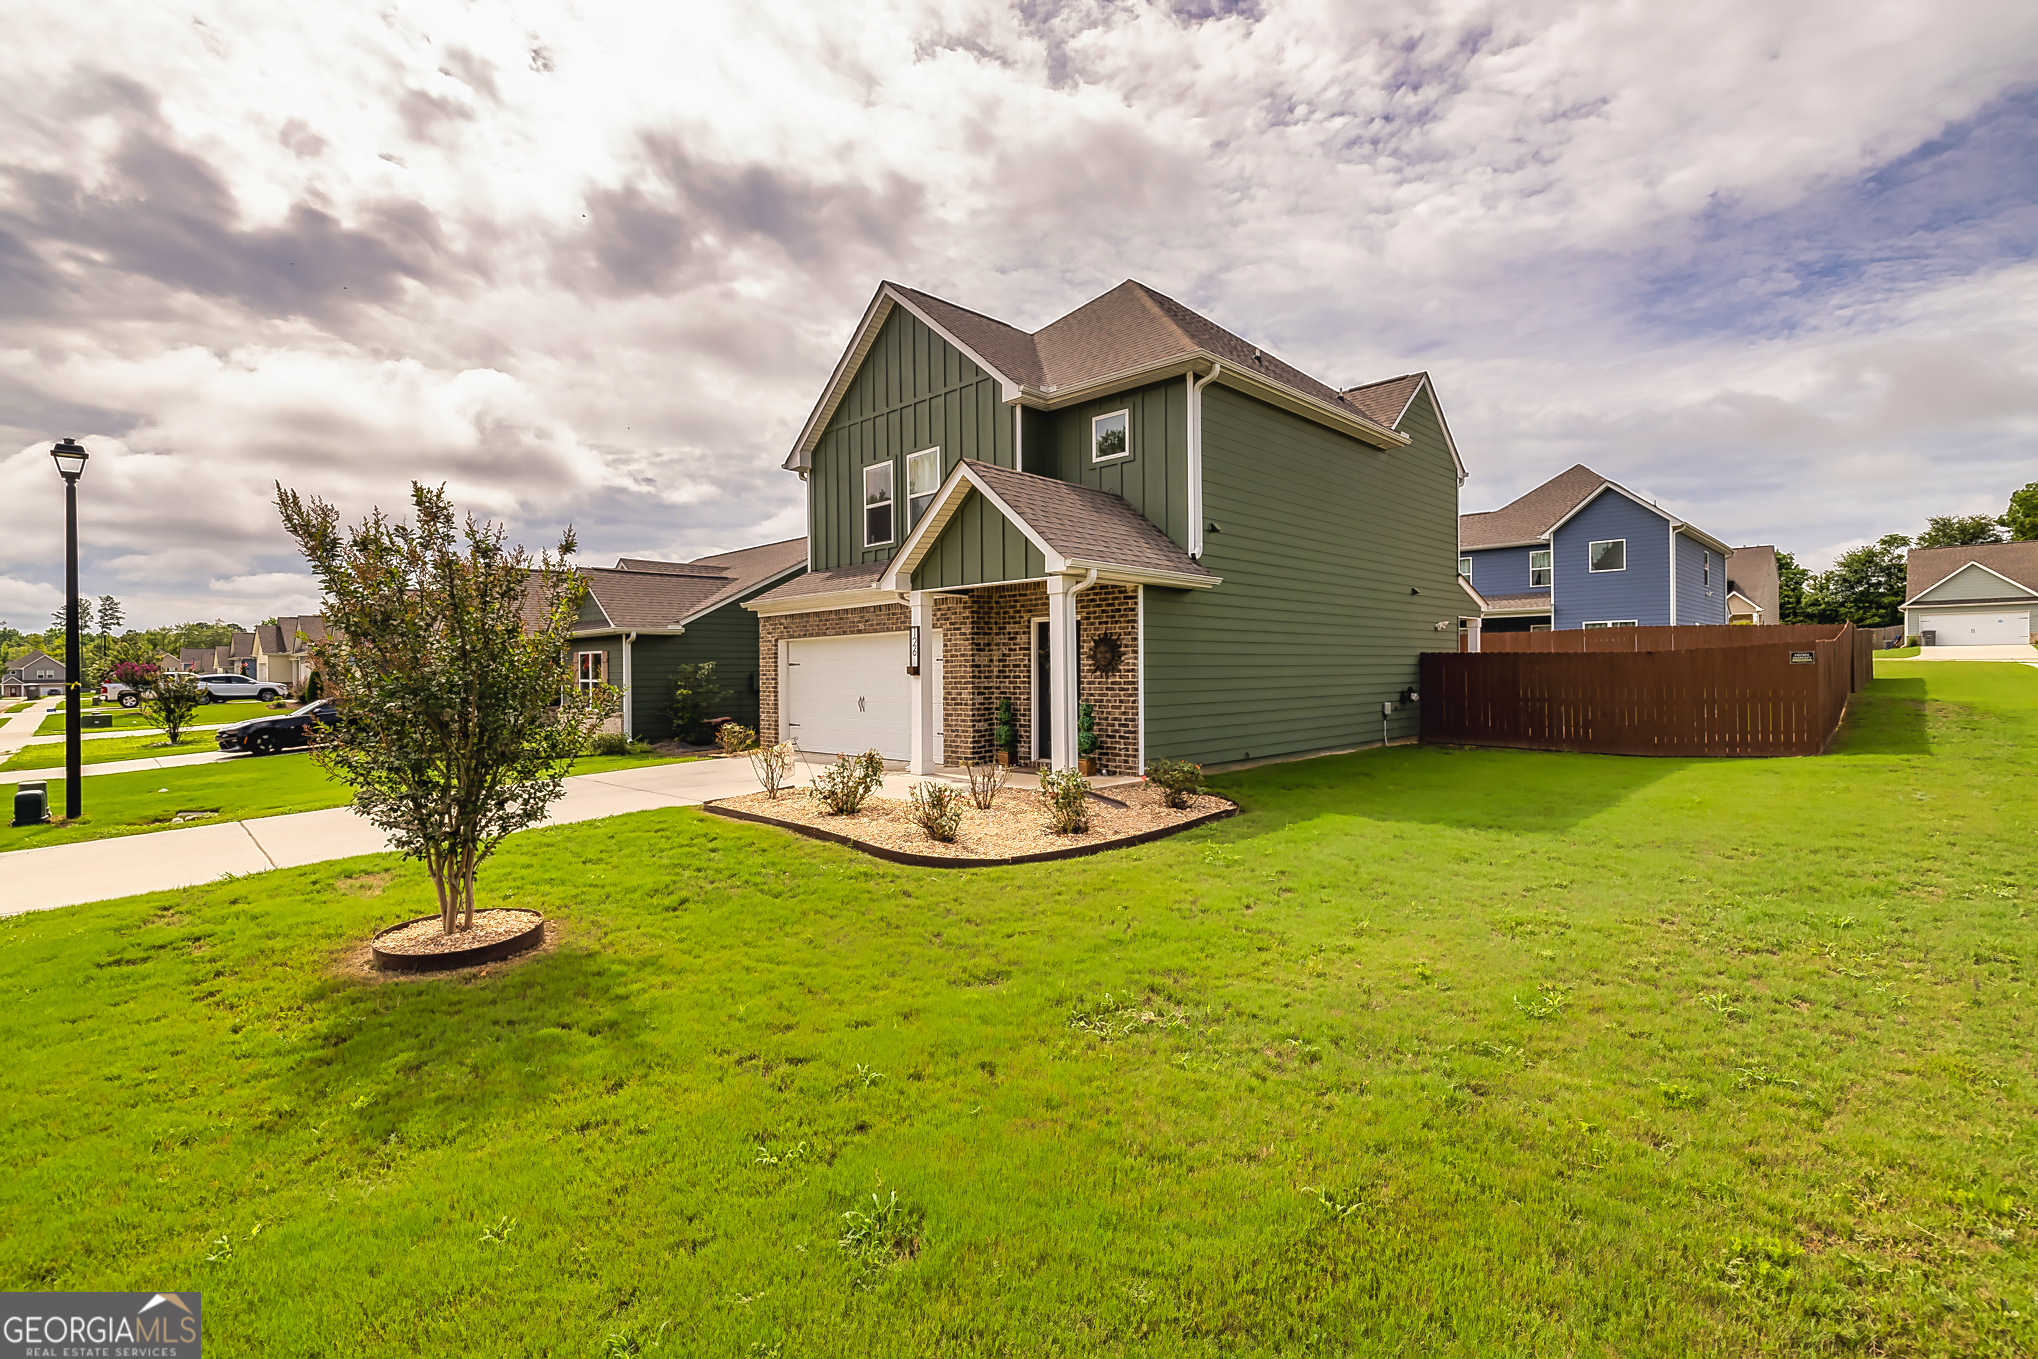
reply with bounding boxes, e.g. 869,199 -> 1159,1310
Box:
1918,612 -> 2031,646
784,631 -> 942,762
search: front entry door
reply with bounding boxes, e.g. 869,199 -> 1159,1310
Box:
1033,618 -> 1052,761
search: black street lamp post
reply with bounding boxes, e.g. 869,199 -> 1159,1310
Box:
50,437 -> 89,821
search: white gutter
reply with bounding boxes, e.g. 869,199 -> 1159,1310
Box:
1189,361 -> 1222,559
1668,524 -> 1678,627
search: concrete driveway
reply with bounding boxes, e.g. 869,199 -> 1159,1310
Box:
1907,645 -> 2038,663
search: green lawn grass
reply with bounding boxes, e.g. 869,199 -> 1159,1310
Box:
3,730 -> 223,772
0,749 -> 699,851
1881,646 -> 1922,658
0,662 -> 2030,1355
32,698 -> 278,737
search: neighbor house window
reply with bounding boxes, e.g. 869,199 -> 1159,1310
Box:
863,461 -> 894,546
1703,551 -> 1711,586
1458,556 -> 1473,578
1582,620 -> 1639,628
1529,549 -> 1551,587
1589,539 -> 1626,572
576,651 -> 605,692
1092,410 -> 1129,462
906,447 -> 941,525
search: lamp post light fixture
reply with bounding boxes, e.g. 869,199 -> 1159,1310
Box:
50,437 -> 88,821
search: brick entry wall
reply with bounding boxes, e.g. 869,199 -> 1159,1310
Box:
757,583 -> 1142,774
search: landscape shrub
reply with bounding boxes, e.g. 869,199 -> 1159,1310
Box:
748,740 -> 794,799
669,662 -> 726,744
1144,757 -> 1205,809
715,721 -> 756,756
993,698 -> 1017,757
587,731 -> 634,757
302,670 -> 323,702
811,749 -> 885,815
138,671 -> 206,746
1076,701 -> 1097,759
909,781 -> 964,842
1038,766 -> 1091,833
962,759 -> 1005,810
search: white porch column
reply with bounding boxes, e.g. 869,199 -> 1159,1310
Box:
1046,574 -> 1077,769
1465,617 -> 1482,653
907,591 -> 936,774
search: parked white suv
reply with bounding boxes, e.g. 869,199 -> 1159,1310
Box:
193,673 -> 285,703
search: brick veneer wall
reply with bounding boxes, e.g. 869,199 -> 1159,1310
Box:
757,582 -> 1143,773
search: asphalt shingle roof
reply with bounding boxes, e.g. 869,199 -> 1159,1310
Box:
1725,546 -> 1780,620
962,460 -> 1209,580
1458,464 -> 1610,549
1905,541 -> 2038,603
750,559 -> 887,605
577,538 -> 807,627
1479,592 -> 1555,614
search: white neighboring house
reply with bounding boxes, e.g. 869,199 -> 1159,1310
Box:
253,615 -> 328,689
1902,543 -> 2038,647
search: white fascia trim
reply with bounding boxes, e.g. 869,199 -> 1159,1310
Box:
1460,538 -> 1550,551
1457,575 -> 1490,609
674,563 -> 809,628
1059,559 -> 1220,590
571,625 -> 685,638
1391,374 -> 1470,485
877,461 -> 1063,591
1905,559 -> 2036,606
1672,522 -> 1735,556
884,290 -> 1026,403
746,588 -> 901,617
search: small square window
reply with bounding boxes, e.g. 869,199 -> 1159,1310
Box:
1589,539 -> 1626,572
1458,556 -> 1472,578
863,461 -> 894,547
1092,410 -> 1129,462
906,447 -> 941,524
576,651 -> 605,692
1529,549 -> 1551,587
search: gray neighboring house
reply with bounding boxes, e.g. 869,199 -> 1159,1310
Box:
4,650 -> 66,698
1725,545 -> 1781,624
1902,542 -> 2038,646
565,539 -> 808,741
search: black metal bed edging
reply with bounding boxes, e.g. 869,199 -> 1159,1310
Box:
698,798 -> 1238,869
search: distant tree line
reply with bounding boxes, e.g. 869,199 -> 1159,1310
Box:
0,604 -> 249,686
1773,478 -> 2038,628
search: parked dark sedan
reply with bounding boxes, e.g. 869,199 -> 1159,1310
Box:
216,701 -> 339,756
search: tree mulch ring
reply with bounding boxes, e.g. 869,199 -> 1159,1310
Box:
370,908 -> 547,972
703,783 -> 1237,868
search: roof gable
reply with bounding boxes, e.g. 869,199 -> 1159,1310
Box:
1459,464 -> 1609,548
1905,541 -> 2038,602
1910,558 -> 2038,605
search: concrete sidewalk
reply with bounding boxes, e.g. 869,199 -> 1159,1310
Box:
2,748 -> 239,784
1,757 -> 769,914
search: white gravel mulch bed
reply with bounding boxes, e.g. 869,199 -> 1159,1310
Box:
374,907 -> 544,955
712,781 -> 1234,860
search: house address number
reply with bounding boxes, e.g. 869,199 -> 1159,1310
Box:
1788,650 -> 1816,665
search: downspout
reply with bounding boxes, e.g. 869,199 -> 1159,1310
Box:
622,631 -> 637,738
1189,362 -> 1222,560
1668,524 -> 1678,627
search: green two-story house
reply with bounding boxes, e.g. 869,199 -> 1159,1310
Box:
745,279 -> 1469,775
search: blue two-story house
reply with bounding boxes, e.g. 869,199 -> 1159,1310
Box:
1458,464 -> 1732,632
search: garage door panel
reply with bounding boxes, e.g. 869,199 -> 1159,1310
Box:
1919,612 -> 2030,645
785,633 -> 910,760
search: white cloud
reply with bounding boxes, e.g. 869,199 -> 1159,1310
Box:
0,0 -> 2034,621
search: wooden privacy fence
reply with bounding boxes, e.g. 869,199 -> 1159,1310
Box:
1424,624 -> 1864,757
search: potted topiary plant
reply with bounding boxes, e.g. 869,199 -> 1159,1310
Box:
994,697 -> 1017,767
1076,701 -> 1098,775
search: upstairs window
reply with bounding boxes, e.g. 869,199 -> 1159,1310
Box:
863,461 -> 894,546
1589,539 -> 1626,572
1529,549 -> 1552,587
906,447 -> 941,525
1458,556 -> 1472,578
1092,410 -> 1129,462
576,651 -> 605,693
1703,550 -> 1712,586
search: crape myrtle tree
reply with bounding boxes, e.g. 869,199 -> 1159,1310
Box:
278,481 -> 620,935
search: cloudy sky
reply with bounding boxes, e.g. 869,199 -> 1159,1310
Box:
3,1 -> 2035,628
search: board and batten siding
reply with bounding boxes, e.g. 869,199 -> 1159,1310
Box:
1142,383 -> 1461,766
1674,533 -> 1728,626
808,307 -> 1016,572
911,491 -> 1047,590
1550,491 -> 1671,628
1047,379 -> 1192,550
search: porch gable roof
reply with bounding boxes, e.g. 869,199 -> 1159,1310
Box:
879,460 -> 1217,592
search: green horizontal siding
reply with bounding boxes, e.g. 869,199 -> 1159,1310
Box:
911,490 -> 1047,589
1048,379 -> 1190,549
809,306 -> 1016,572
1144,383 -> 1461,766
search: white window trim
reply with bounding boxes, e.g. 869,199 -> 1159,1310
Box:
575,649 -> 606,692
905,446 -> 941,521
1529,548 -> 1552,588
1582,620 -> 1639,628
1588,539 -> 1627,573
1091,409 -> 1131,463
863,460 -> 895,548
1458,556 -> 1473,577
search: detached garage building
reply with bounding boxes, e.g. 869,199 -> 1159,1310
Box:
1902,542 -> 2038,647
